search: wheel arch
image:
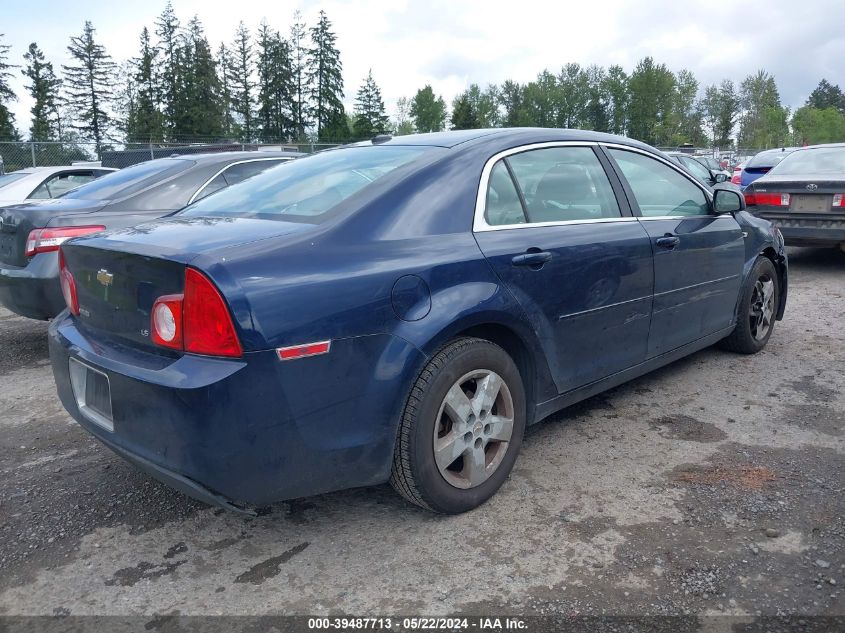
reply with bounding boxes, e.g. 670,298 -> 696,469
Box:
759,245 -> 787,320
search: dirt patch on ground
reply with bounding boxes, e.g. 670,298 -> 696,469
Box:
650,415 -> 728,443
672,465 -> 776,490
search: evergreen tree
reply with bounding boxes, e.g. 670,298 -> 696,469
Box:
227,21 -> 255,141
0,34 -> 19,140
22,42 -> 61,141
410,85 -> 446,132
256,20 -> 295,142
450,93 -> 479,130
217,44 -> 235,138
352,69 -> 389,139
127,27 -> 162,142
62,21 -> 115,154
289,11 -> 309,139
155,2 -> 182,139
306,10 -> 344,141
806,79 -> 845,113
115,61 -> 138,142
464,84 -> 500,128
181,16 -> 224,139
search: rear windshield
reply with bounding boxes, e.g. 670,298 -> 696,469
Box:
0,172 -> 28,190
768,146 -> 845,176
62,159 -> 193,200
180,146 -> 434,223
746,150 -> 793,169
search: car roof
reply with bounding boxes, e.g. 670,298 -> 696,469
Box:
352,127 -> 656,152
160,150 -> 300,163
5,165 -> 111,176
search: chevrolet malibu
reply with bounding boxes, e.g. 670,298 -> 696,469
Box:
49,129 -> 788,514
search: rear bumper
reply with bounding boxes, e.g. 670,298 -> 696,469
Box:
0,252 -> 64,319
48,314 -> 426,509
753,212 -> 845,246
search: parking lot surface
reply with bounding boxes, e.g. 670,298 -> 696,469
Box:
0,247 -> 843,618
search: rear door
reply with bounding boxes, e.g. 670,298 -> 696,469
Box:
604,146 -> 744,358
473,143 -> 654,394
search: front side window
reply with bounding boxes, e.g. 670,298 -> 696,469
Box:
680,157 -> 713,184
484,146 -> 621,226
609,149 -> 709,217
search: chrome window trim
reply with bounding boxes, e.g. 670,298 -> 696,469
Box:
600,143 -> 717,220
188,157 -> 293,204
473,141 -> 635,232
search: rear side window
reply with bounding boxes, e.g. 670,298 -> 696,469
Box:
222,159 -> 289,185
181,146 -> 434,223
30,172 -> 96,199
609,149 -> 709,217
63,159 -> 193,200
500,146 -> 621,224
485,162 -> 525,226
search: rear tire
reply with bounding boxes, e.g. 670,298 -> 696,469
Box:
719,256 -> 779,354
389,337 -> 526,514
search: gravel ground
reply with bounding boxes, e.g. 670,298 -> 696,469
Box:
0,246 -> 843,621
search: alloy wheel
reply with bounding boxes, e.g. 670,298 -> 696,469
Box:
749,274 -> 775,341
433,370 -> 515,489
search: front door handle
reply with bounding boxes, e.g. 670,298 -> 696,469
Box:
655,235 -> 680,249
511,251 -> 552,268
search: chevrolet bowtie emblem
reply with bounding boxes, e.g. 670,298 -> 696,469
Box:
96,269 -> 114,286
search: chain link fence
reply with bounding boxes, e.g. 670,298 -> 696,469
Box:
2,139 -> 786,174
0,140 -> 342,173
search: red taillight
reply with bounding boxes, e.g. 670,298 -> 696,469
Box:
150,268 -> 242,358
745,192 -> 789,207
276,340 -> 331,361
833,194 -> 844,207
58,249 -> 79,316
25,225 -> 106,257
731,167 -> 742,185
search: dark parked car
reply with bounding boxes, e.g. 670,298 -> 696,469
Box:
0,151 -> 297,319
739,147 -> 798,190
744,143 -> 845,247
48,129 -> 787,515
665,152 -> 731,188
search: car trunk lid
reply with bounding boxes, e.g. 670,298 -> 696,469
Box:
0,199 -> 108,267
60,216 -> 314,351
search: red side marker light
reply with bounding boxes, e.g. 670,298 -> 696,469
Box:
276,340 -> 331,361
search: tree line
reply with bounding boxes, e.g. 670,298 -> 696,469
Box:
1,7 -> 844,153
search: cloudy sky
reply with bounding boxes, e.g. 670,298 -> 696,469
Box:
3,0 -> 844,133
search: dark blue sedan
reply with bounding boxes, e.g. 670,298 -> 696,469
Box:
48,129 -> 788,514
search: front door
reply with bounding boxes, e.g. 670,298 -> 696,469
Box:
473,144 -> 654,394
604,147 -> 744,358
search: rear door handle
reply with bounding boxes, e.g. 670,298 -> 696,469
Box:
511,251 -> 552,267
655,235 -> 680,248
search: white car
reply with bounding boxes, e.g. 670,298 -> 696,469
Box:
0,166 -> 117,206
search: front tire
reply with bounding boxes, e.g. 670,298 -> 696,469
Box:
389,337 -> 526,514
719,256 -> 779,354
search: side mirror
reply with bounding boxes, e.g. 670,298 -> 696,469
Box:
712,171 -> 728,183
713,187 -> 745,214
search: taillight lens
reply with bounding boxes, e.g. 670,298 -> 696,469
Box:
25,225 -> 106,257
833,194 -> 844,207
150,268 -> 242,358
151,295 -> 183,350
745,192 -> 789,207
731,167 -> 742,185
58,249 -> 79,316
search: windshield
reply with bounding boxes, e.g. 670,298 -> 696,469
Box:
768,146 -> 845,176
62,159 -> 193,200
0,172 -> 28,190
180,146 -> 435,223
746,150 -> 793,169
